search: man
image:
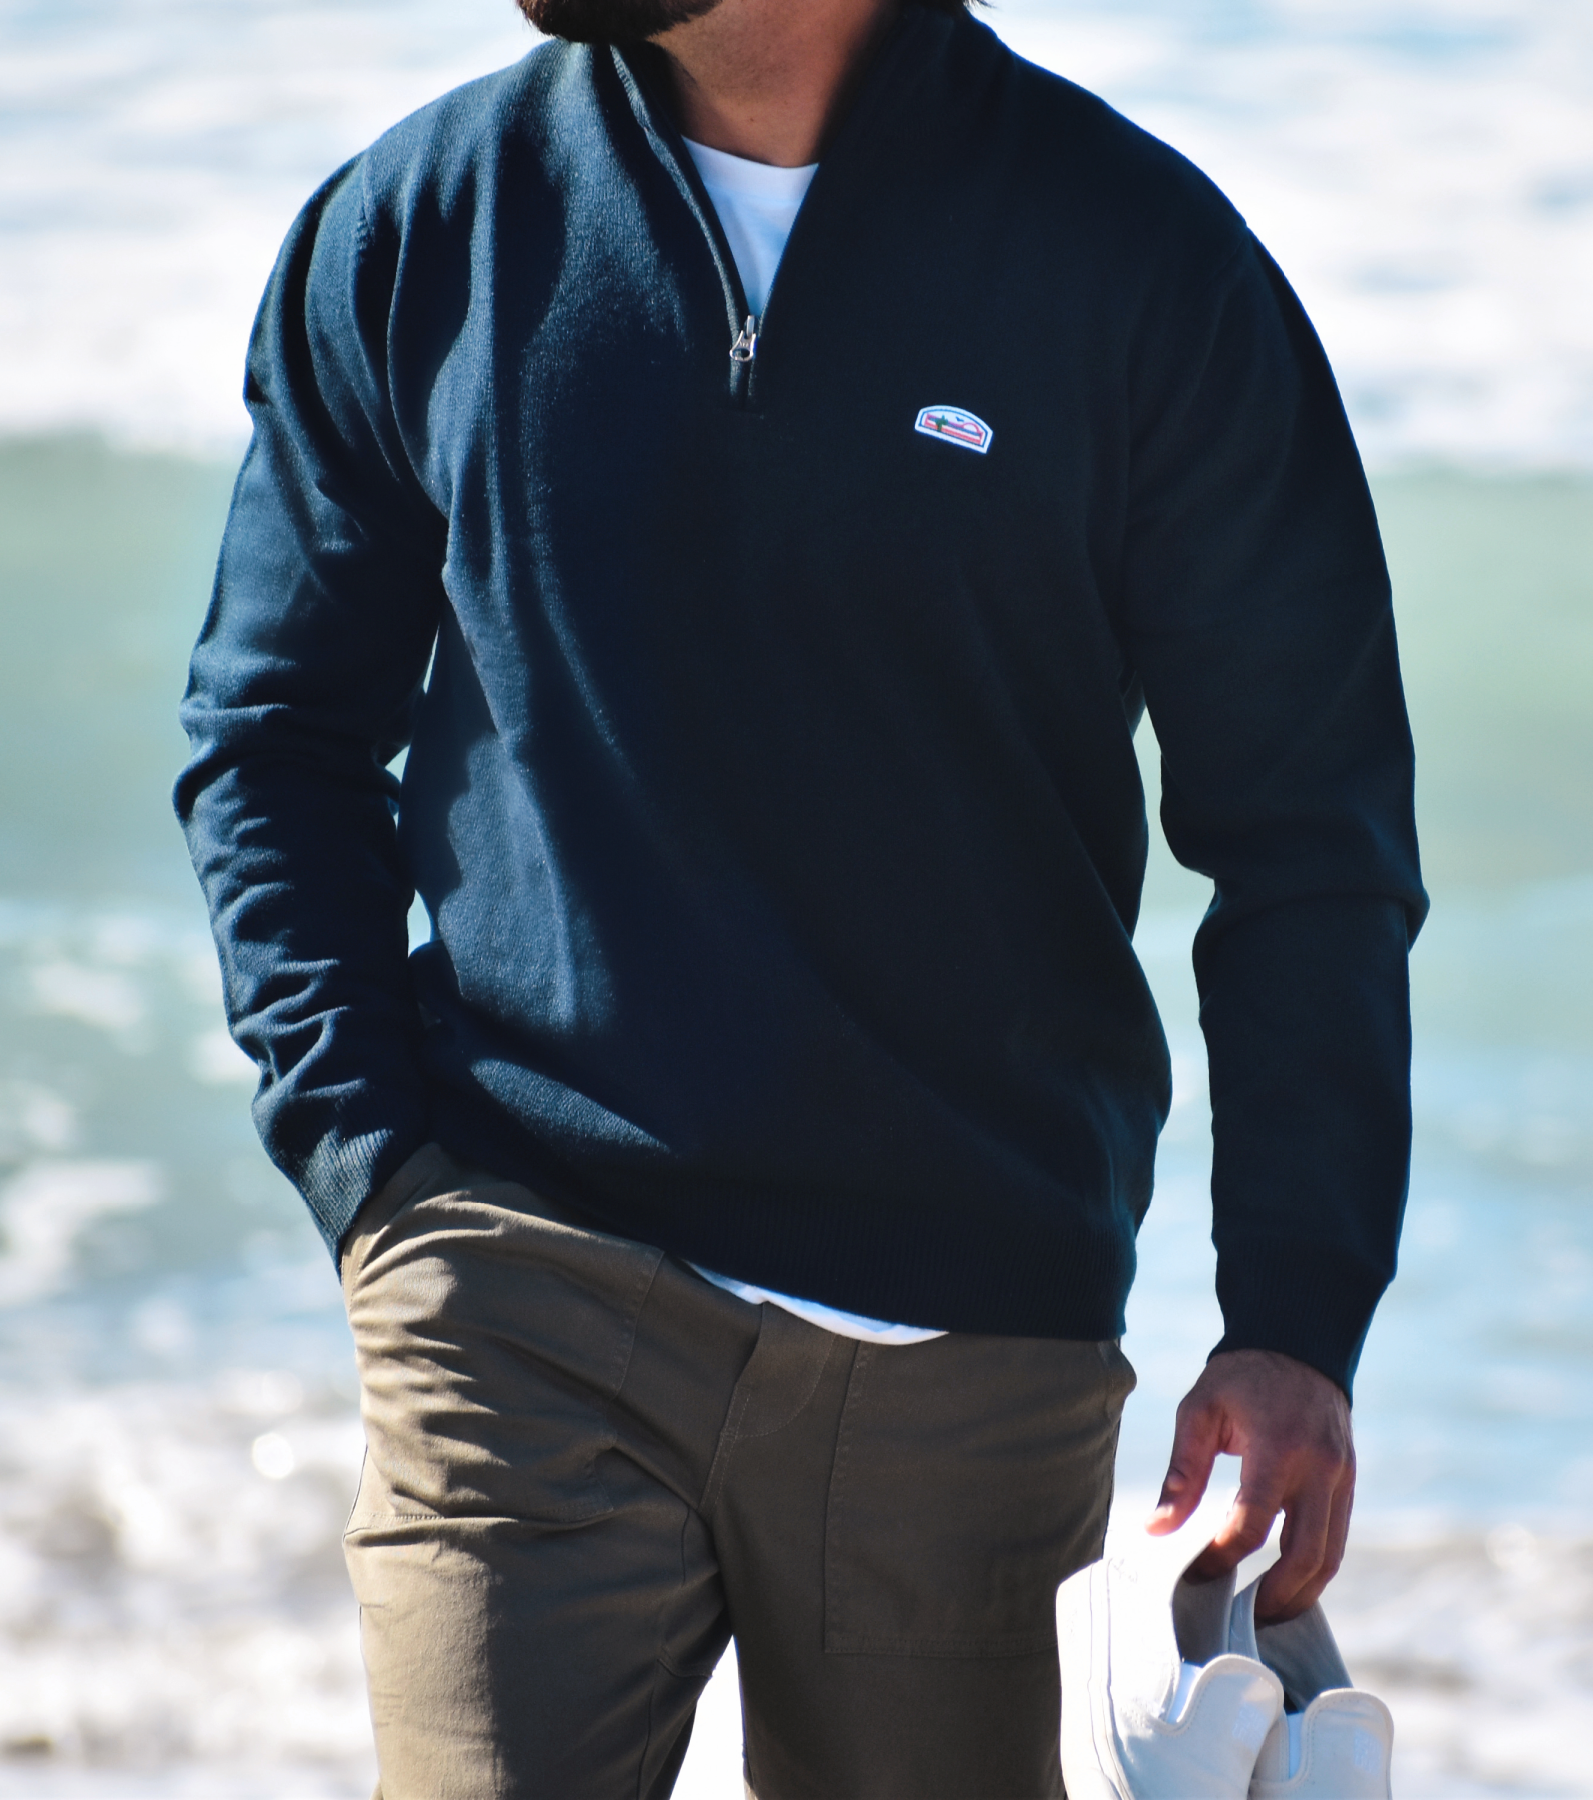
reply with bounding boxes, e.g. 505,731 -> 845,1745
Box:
176,0 -> 1426,1793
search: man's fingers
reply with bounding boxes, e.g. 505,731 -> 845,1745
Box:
1184,1493 -> 1281,1579
1147,1396 -> 1223,1536
1257,1463 -> 1356,1622
1254,1484 -> 1333,1619
1326,1459 -> 1355,1574
1152,1351 -> 1357,1613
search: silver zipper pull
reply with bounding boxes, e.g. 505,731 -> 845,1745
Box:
730,314 -> 760,364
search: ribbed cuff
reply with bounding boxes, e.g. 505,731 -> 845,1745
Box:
295,1109 -> 433,1261
1211,1237 -> 1390,1400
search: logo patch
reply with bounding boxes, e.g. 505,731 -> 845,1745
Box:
914,405 -> 993,455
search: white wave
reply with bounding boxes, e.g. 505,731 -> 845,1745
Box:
0,1376 -> 371,1783
189,1026 -> 257,1087
28,959 -> 147,1039
0,1081 -> 77,1159
0,0 -> 536,456
1326,1529 -> 1593,1798
0,1161 -> 163,1306
1,0 -> 1590,466
0,1771 -> 357,1798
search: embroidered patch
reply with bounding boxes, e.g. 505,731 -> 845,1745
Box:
914,405 -> 993,455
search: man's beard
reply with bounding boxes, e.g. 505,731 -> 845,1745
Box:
516,0 -> 722,43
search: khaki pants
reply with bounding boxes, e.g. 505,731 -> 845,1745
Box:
341,1143 -> 1134,1800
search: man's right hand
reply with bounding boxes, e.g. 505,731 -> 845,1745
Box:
1146,1347 -> 1356,1623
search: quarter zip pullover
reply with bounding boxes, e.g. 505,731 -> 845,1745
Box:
177,8 -> 1425,1395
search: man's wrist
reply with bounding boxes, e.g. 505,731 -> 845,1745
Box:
1207,1337 -> 1352,1405
1213,1238 -> 1388,1400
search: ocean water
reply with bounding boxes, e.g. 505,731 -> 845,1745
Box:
2,1 -> 1591,1795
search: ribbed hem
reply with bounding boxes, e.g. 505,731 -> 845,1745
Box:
1212,1237 -> 1390,1399
431,1088 -> 1137,1343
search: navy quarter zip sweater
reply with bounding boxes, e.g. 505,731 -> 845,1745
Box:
177,7 -> 1426,1395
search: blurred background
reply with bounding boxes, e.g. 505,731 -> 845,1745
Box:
1,0 -> 1590,1793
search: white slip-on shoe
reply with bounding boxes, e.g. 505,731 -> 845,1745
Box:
1058,1530 -> 1284,1800
1231,1577 -> 1394,1799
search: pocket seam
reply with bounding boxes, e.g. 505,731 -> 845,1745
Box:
822,1337 -> 1120,1659
824,1628 -> 1059,1660
821,1343 -> 872,1653
343,1492 -> 617,1538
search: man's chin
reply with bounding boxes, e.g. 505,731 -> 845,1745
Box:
516,0 -> 722,44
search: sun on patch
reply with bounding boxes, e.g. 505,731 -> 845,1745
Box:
914,405 -> 993,455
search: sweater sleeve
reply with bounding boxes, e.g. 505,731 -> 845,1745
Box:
175,159 -> 445,1254
1118,231 -> 1428,1397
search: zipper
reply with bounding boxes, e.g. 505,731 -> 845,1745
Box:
621,82 -> 771,405
730,313 -> 760,393
614,85 -> 782,403
631,107 -> 761,405
617,18 -> 913,411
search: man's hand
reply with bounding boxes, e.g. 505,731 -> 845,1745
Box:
1146,1348 -> 1355,1624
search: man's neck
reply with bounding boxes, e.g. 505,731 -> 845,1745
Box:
651,0 -> 903,168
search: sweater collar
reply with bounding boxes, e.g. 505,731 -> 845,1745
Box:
604,7 -> 969,337
608,4 -> 962,192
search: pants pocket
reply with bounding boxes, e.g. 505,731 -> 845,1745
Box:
344,1148 -> 663,1528
823,1335 -> 1130,1658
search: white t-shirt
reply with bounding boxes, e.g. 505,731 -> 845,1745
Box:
686,1264 -> 945,1346
679,138 -> 945,1348
682,137 -> 817,318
